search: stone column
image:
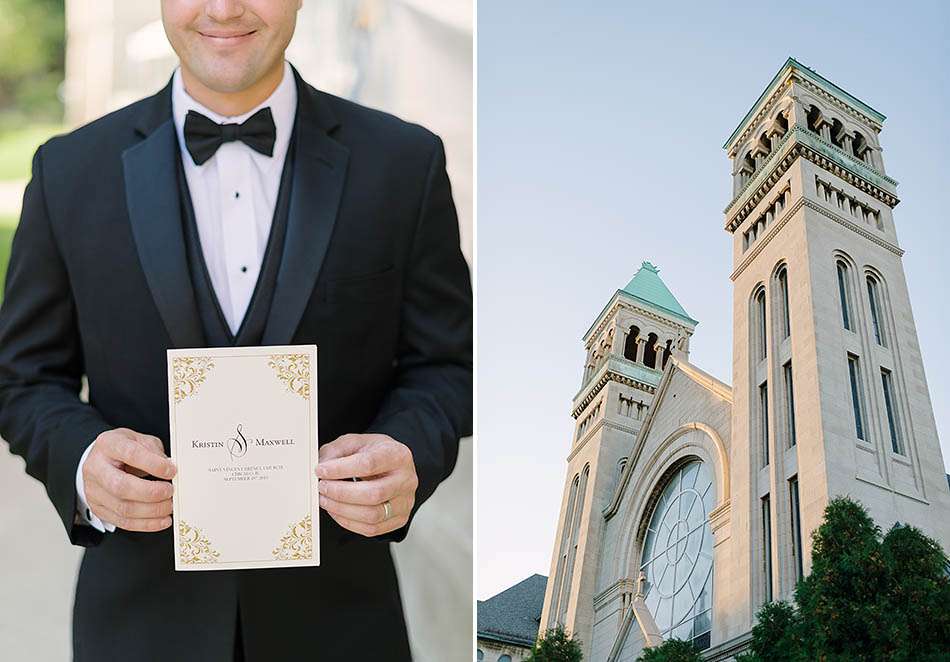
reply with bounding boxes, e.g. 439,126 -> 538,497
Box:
841,133 -> 853,155
610,322 -> 626,357
786,95 -> 809,130
635,338 -> 646,364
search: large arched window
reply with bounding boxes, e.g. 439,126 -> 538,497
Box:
639,460 -> 714,650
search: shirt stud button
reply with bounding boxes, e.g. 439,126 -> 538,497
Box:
241,266 -> 248,273
235,191 -> 240,199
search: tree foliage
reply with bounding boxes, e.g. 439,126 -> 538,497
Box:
741,496 -> 950,661
526,626 -> 583,662
636,638 -> 702,662
0,0 -> 65,120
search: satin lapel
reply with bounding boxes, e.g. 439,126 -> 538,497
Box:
262,82 -> 349,345
121,119 -> 204,349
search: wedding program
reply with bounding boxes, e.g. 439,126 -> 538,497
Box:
167,345 -> 319,571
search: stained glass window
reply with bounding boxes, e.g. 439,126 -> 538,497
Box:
639,460 -> 714,650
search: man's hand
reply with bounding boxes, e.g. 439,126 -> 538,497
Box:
317,434 -> 418,537
82,428 -> 177,532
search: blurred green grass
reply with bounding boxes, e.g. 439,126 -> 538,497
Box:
0,215 -> 16,302
0,123 -> 63,180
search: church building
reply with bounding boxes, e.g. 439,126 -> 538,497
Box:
539,58 -> 950,660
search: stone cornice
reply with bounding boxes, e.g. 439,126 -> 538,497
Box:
572,363 -> 658,420
723,72 -> 792,156
725,59 -> 884,153
725,127 -> 899,233
726,129 -> 794,211
593,577 -> 635,609
798,75 -> 883,132
730,196 -> 801,280
730,196 -> 904,281
584,295 -> 694,349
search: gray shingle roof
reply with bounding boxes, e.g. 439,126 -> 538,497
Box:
477,574 -> 547,648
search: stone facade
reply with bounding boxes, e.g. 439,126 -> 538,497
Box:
540,58 -> 950,660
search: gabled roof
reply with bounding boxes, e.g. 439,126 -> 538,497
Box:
477,574 -> 547,648
621,261 -> 697,326
604,358 -> 731,520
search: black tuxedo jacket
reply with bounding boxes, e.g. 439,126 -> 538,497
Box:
0,66 -> 472,661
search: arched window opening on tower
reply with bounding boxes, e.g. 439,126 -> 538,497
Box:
549,474 -> 579,628
881,368 -> 904,455
836,261 -> 853,331
558,464 -> 590,626
663,339 -> 673,369
776,266 -> 790,339
852,130 -> 867,158
867,275 -> 886,347
847,353 -> 866,441
624,325 -> 640,362
831,118 -> 847,150
644,333 -> 659,369
806,105 -> 819,132
754,132 -> 771,167
638,460 -> 714,651
766,112 -> 789,154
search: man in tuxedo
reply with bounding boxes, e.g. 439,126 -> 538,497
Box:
0,1 -> 472,660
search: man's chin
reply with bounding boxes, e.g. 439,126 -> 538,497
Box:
190,60 -> 263,95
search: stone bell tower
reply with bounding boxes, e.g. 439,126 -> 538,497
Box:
723,58 -> 950,611
539,261 -> 697,656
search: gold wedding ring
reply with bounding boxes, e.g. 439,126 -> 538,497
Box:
382,500 -> 393,520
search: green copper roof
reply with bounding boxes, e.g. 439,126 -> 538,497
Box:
621,261 -> 697,326
723,57 -> 886,150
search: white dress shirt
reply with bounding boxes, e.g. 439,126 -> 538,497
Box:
76,61 -> 298,532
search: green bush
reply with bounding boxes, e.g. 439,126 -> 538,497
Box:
526,626 -> 583,662
743,496 -> 950,661
0,0 -> 65,122
636,638 -> 701,662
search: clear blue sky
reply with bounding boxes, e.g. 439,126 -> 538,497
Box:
477,0 -> 949,600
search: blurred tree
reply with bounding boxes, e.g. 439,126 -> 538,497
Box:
526,626 -> 583,662
738,497 -> 950,661
0,0 -> 65,123
636,638 -> 701,662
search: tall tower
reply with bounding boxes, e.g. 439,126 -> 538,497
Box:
723,58 -> 950,611
539,262 -> 697,655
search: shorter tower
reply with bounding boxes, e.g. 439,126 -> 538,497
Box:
540,262 -> 697,657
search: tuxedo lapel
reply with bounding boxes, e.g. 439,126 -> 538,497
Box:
262,67 -> 349,345
121,82 -> 204,349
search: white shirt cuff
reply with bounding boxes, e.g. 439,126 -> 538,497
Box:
76,440 -> 116,533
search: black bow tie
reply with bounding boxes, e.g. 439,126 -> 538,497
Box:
183,107 -> 276,165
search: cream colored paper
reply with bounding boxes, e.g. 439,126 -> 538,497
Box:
167,345 -> 319,571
